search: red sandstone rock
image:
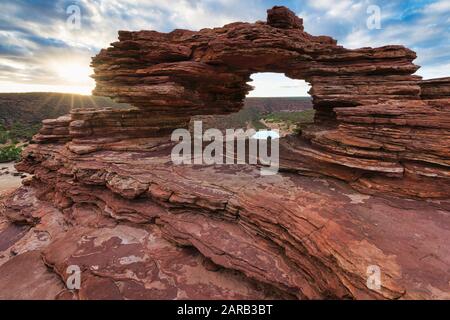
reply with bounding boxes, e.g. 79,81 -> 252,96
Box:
0,251 -> 65,300
87,6 -> 448,197
267,6 -> 304,30
0,6 -> 449,300
2,142 -> 449,299
420,77 -> 450,99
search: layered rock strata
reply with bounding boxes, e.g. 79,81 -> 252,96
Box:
1,6 -> 449,300
89,6 -> 449,198
1,143 -> 449,299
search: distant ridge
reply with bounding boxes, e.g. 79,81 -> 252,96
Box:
0,92 -> 130,127
244,96 -> 312,113
0,92 -> 312,128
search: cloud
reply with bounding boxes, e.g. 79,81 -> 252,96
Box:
0,0 -> 449,94
0,0 -> 272,94
247,73 -> 311,97
339,0 -> 450,78
419,62 -> 450,79
423,0 -> 450,13
307,0 -> 365,18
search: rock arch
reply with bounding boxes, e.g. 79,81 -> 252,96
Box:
89,6 -> 449,198
92,7 -> 420,123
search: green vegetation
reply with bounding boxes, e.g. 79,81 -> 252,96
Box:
262,109 -> 315,134
221,107 -> 264,129
0,129 -> 8,144
0,144 -> 22,162
0,122 -> 35,162
252,119 -> 267,130
197,107 -> 268,131
0,122 -> 40,142
195,107 -> 314,133
264,109 -> 315,125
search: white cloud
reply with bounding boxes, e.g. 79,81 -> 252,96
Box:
306,0 -> 368,19
0,0 -> 266,94
247,73 -> 311,97
423,0 -> 450,13
415,62 -> 450,79
0,0 -> 449,94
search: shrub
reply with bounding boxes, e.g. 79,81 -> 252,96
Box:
0,131 -> 9,144
264,109 -> 315,125
0,144 -> 22,162
9,122 -> 40,140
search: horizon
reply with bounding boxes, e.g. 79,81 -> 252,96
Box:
1,0 -> 449,96
0,91 -> 313,98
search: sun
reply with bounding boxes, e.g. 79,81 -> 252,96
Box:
0,59 -> 96,95
47,58 -> 96,95
56,63 -> 91,82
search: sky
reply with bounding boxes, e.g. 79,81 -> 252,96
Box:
0,0 -> 449,97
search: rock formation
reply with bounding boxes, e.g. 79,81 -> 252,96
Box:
89,6 -> 449,199
0,6 -> 449,299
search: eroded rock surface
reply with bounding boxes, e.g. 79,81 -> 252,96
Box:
0,6 -> 449,300
1,142 -> 449,299
89,6 -> 449,198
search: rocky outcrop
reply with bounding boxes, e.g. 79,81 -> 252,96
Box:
0,6 -> 449,299
2,144 -> 450,299
420,77 -> 450,99
88,7 -> 449,198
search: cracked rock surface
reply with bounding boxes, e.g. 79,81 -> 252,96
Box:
1,144 -> 449,299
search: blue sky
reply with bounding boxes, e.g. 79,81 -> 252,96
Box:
0,0 -> 449,96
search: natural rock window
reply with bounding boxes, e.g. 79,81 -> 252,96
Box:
247,73 -> 311,98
